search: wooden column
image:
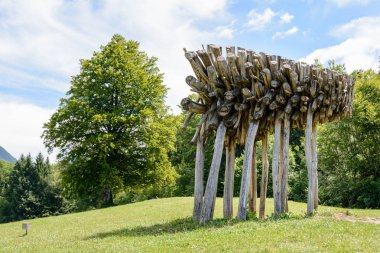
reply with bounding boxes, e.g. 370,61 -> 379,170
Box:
249,143 -> 257,213
200,122 -> 226,224
259,134 -> 269,219
280,113 -> 290,214
237,121 -> 260,220
305,106 -> 315,215
272,113 -> 282,215
223,137 -> 236,218
312,122 -> 318,210
193,125 -> 205,221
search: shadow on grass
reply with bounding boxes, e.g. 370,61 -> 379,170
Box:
86,213 -> 305,240
86,217 -> 240,239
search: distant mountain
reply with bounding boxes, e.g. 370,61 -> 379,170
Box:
0,146 -> 16,163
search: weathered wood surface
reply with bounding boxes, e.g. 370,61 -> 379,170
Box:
312,122 -> 318,210
193,125 -> 205,221
237,121 -> 259,220
306,106 -> 315,215
223,138 -> 236,218
259,134 -> 269,219
272,114 -> 282,215
249,143 -> 257,213
200,123 -> 226,224
280,113 -> 290,214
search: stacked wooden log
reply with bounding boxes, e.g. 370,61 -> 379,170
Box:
181,45 -> 355,224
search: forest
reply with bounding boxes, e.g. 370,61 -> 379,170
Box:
0,35 -> 379,223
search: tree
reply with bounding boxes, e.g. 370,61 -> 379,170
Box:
2,154 -> 70,222
42,35 -> 177,207
318,70 -> 380,208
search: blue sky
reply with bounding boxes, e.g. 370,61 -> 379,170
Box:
0,0 -> 379,159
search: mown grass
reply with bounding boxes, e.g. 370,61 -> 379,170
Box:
0,197 -> 379,252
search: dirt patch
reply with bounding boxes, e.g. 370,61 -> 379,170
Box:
334,213 -> 380,224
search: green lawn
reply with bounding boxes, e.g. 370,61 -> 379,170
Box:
0,197 -> 379,252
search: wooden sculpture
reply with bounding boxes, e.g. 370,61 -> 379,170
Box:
181,45 -> 355,223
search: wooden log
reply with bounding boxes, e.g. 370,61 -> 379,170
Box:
305,105 -> 315,215
237,120 -> 260,220
223,112 -> 238,128
262,89 -> 275,105
249,143 -> 257,213
217,56 -> 232,90
183,112 -> 194,129
312,122 -> 318,210
238,49 -> 247,79
223,138 -> 236,218
200,123 -> 227,224
259,134 -> 269,219
181,98 -> 208,114
280,113 -> 290,214
272,113 -> 282,215
262,68 -> 272,89
205,111 -> 219,134
193,124 -> 205,221
185,51 -> 208,83
218,102 -> 233,117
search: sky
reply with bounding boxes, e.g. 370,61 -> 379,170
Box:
0,0 -> 379,160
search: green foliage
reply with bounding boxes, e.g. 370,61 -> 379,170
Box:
287,129 -> 308,202
1,154 -> 71,222
0,160 -> 13,194
318,70 -> 380,208
42,34 -> 177,207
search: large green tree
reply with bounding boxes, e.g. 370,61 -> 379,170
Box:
43,35 -> 177,207
318,70 -> 380,208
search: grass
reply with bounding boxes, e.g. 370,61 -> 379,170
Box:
0,197 -> 379,252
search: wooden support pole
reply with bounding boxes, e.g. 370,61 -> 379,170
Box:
249,143 -> 257,213
279,122 -> 284,213
223,138 -> 236,218
193,125 -> 205,221
200,122 -> 226,224
280,113 -> 290,214
259,134 -> 269,219
312,122 -> 318,210
272,113 -> 282,215
306,106 -> 315,216
237,121 -> 260,220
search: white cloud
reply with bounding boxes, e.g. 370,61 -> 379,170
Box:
0,0 -> 233,113
272,26 -> 299,39
280,13 -> 294,24
0,0 -> 234,157
328,0 -> 371,7
246,8 -> 276,31
301,16 -> 380,73
0,96 -> 54,160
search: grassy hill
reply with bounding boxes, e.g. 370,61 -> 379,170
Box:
0,197 -> 379,252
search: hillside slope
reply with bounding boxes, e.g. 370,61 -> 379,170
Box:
0,146 -> 16,163
0,197 -> 379,252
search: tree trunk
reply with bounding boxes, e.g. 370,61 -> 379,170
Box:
223,138 -> 236,218
200,123 -> 226,224
272,113 -> 282,215
312,122 -> 318,210
102,187 -> 113,206
280,113 -> 290,214
306,106 -> 315,215
193,127 -> 205,221
249,143 -> 257,213
237,121 -> 259,220
259,134 -> 269,219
